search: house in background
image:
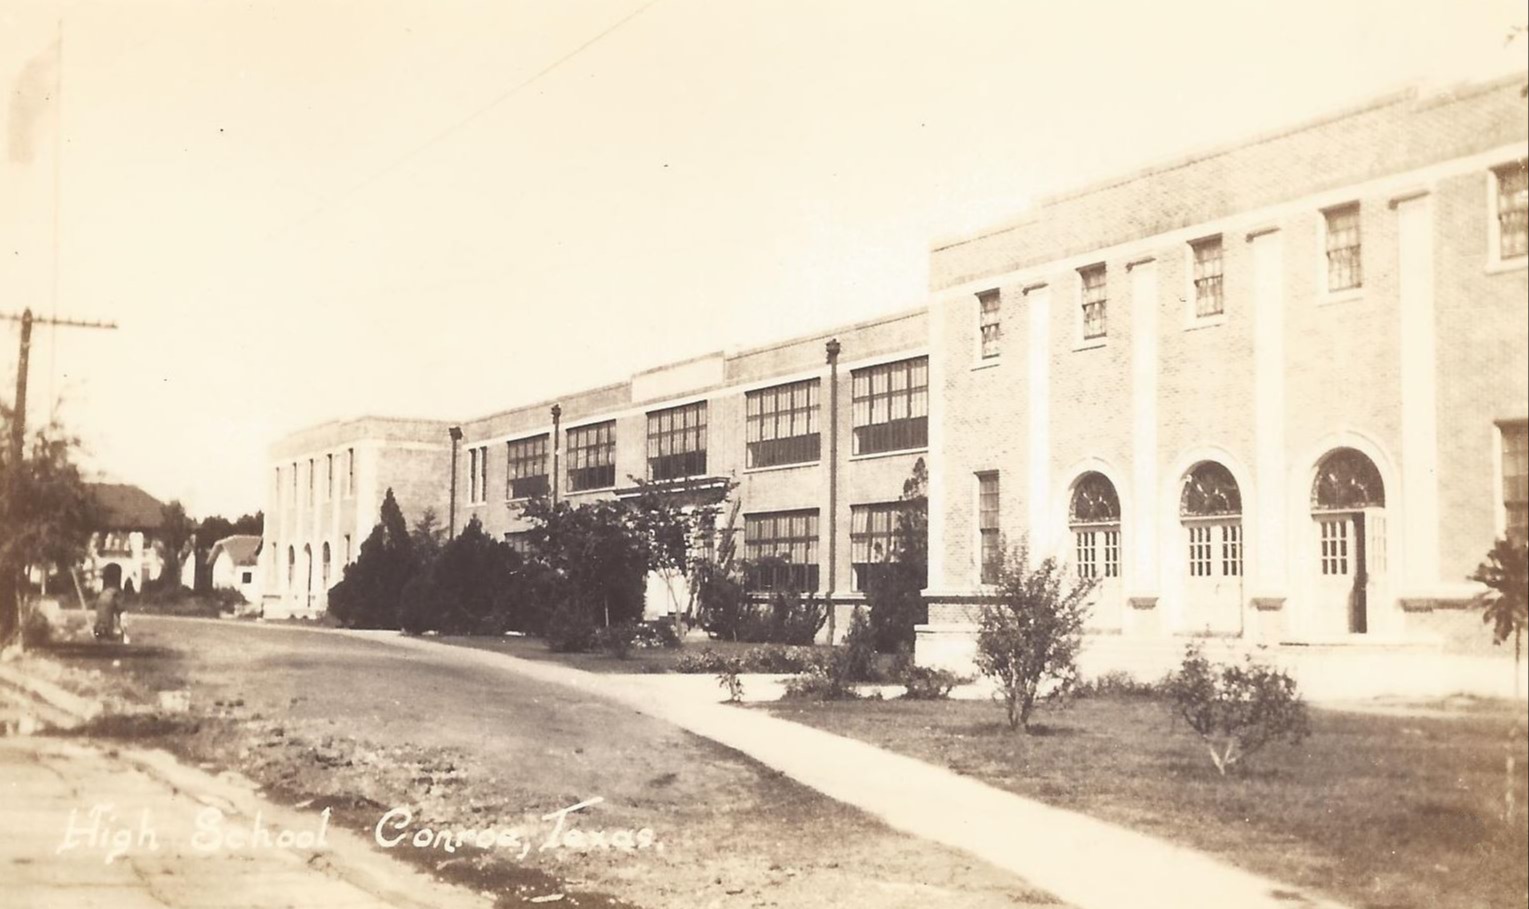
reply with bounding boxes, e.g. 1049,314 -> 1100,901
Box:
83,483 -> 169,594
208,535 -> 262,603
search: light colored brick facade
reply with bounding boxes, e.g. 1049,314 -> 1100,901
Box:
921,75 -> 1528,696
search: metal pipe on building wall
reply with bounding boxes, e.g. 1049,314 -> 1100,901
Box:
447,426 -> 463,538
550,404 -> 562,506
825,338 -> 841,645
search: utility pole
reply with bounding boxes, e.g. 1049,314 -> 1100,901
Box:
1,307 -> 119,645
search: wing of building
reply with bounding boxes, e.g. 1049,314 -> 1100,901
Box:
260,73 -> 1528,698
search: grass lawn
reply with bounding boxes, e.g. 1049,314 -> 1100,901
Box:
763,694 -> 1529,909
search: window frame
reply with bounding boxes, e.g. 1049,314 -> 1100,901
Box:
1077,263 -> 1108,345
1498,418 -> 1529,544
1186,234 -> 1226,324
850,356 -> 929,457
743,509 -> 821,592
567,420 -> 617,492
647,401 -> 708,482
506,434 -> 551,500
1320,202 -> 1363,298
977,289 -> 1003,360
745,378 -> 822,469
1489,159 -> 1529,271
977,471 -> 1001,586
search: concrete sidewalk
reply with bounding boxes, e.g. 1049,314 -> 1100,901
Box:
0,735 -> 494,909
360,631 -> 1351,909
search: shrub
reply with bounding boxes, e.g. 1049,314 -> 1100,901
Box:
632,620 -> 682,650
900,665 -> 963,700
717,662 -> 745,703
672,644 -> 830,674
975,543 -> 1095,732
545,601 -> 597,653
329,489 -> 417,630
837,607 -> 880,683
782,666 -> 860,701
1163,644 -> 1311,776
20,603 -> 53,648
864,460 -> 930,653
594,621 -> 638,659
1471,536 -> 1528,692
1076,670 -> 1163,700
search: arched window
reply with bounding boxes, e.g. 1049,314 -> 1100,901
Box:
1180,462 -> 1243,578
286,546 -> 295,588
321,542 -> 332,588
1069,472 -> 1120,579
1312,448 -> 1385,510
303,544 -> 313,595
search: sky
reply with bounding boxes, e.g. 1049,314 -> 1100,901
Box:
1,0 -> 1524,518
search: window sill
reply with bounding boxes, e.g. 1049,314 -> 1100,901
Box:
1183,314 -> 1227,332
1317,288 -> 1363,306
563,486 -> 615,497
970,358 -> 1002,372
744,460 -> 821,475
1072,337 -> 1108,352
1486,256 -> 1528,275
849,446 -> 929,463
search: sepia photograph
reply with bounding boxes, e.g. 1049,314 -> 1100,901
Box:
2,1 -> 1527,907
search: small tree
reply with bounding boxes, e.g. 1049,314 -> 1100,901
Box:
1163,644 -> 1310,776
327,488 -> 416,629
974,543 -> 1095,732
865,459 -> 929,653
158,501 -> 196,591
1471,537 -> 1528,696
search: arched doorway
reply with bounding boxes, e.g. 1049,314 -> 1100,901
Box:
1180,462 -> 1243,633
303,545 -> 314,611
1069,471 -> 1122,629
320,543 -> 332,609
101,563 -> 123,591
286,546 -> 296,591
1310,448 -> 1385,635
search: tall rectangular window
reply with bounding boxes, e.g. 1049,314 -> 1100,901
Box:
978,472 -> 1001,584
467,445 -> 489,504
346,448 -> 355,498
746,379 -> 821,468
850,501 -> 927,592
1324,203 -> 1362,292
468,448 -> 479,503
744,510 -> 820,591
1191,236 -> 1224,317
1495,161 -> 1529,261
851,357 -> 929,455
1502,420 -> 1529,543
978,290 -> 1002,359
647,402 -> 707,481
1080,264 -> 1107,339
567,421 -> 617,492
325,454 -> 334,501
307,458 -> 315,505
290,462 -> 298,504
506,435 -> 550,499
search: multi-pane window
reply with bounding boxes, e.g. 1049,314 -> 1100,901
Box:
567,421 -> 616,492
647,402 -> 707,481
504,531 -> 535,557
1319,519 -> 1350,576
1324,204 -> 1362,292
1502,420 -> 1528,543
851,357 -> 929,455
978,472 -> 1001,585
850,501 -> 926,591
744,510 -> 820,591
1070,472 -> 1121,579
978,290 -> 1002,359
1080,264 -> 1107,339
746,379 -> 821,468
1496,161 -> 1529,260
467,445 -> 489,504
506,435 -> 550,500
1191,236 -> 1224,318
1181,462 -> 1243,578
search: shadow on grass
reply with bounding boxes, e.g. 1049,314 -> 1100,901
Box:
39,642 -> 180,662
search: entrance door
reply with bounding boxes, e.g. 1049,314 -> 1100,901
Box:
1310,448 -> 1386,637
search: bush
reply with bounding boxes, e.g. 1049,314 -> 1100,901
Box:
545,601 -> 597,653
694,559 -> 827,645
671,645 -> 830,674
975,543 -> 1095,732
20,604 -> 53,648
1076,670 -> 1163,700
863,459 -> 929,653
782,666 -> 861,701
632,620 -> 682,650
1163,644 -> 1311,776
594,621 -> 638,659
900,665 -> 963,700
329,489 -> 417,630
837,607 -> 880,683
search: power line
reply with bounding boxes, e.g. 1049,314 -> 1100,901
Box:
265,0 -> 665,243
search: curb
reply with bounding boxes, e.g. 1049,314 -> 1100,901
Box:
0,663 -> 103,727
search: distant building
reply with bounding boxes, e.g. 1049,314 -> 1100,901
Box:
207,535 -> 263,603
83,483 -> 169,594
